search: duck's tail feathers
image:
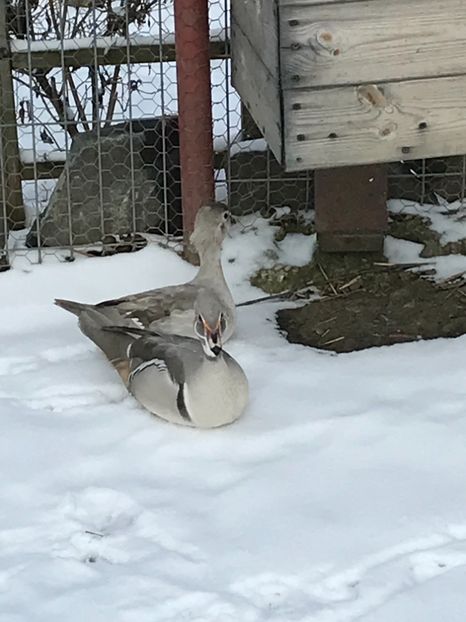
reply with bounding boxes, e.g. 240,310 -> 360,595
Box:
54,298 -> 90,316
77,308 -> 137,372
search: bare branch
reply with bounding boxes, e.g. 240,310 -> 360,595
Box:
47,0 -> 60,38
33,70 -> 79,138
104,65 -> 121,125
66,70 -> 90,132
11,0 -> 168,144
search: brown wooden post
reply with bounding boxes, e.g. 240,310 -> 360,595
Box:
0,4 -> 25,230
314,165 -> 388,253
174,0 -> 215,263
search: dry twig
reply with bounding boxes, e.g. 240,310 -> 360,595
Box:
317,263 -> 339,296
321,336 -> 345,346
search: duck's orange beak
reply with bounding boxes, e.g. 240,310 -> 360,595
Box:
203,318 -> 223,355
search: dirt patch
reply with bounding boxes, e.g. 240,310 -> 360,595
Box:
389,212 -> 466,257
269,252 -> 466,353
250,207 -> 466,353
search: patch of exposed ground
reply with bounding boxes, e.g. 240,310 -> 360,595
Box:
276,253 -> 466,353
389,212 -> 466,257
252,211 -> 466,353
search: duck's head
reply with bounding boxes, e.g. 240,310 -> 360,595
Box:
193,289 -> 227,359
190,201 -> 231,255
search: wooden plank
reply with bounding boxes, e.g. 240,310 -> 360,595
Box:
231,0 -> 279,77
315,165 -> 387,253
231,19 -> 282,161
0,4 -> 25,229
284,76 -> 466,170
280,0 -> 466,89
11,40 -> 228,70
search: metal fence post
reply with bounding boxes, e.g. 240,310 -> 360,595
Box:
0,3 -> 25,231
174,0 -> 215,262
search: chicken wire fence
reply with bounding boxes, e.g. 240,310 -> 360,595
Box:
1,0 -> 466,270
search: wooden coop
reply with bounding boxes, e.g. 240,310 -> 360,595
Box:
231,0 -> 466,252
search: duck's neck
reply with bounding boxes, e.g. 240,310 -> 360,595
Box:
193,244 -> 225,285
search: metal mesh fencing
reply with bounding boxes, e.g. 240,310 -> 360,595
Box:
0,1 -> 465,269
5,0 -> 193,265
388,157 -> 466,206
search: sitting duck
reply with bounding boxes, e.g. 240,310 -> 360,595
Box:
72,289 -> 249,428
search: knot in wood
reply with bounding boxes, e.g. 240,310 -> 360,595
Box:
314,28 -> 341,56
357,85 -> 388,109
320,31 -> 333,43
379,122 -> 398,139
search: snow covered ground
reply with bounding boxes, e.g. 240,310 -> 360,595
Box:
2,217 -> 466,621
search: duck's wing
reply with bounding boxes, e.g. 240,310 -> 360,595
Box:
129,333 -> 206,423
95,283 -> 199,327
104,325 -> 203,386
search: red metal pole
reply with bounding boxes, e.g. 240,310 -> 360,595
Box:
174,0 -> 215,259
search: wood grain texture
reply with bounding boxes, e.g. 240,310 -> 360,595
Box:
231,18 -> 282,161
281,0 -> 466,88
231,0 -> 279,77
284,76 -> 466,170
11,40 -> 228,70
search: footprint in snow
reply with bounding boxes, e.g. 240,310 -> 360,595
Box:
230,531 -> 466,621
24,383 -> 126,412
0,356 -> 38,377
51,487 -> 203,566
0,344 -> 90,378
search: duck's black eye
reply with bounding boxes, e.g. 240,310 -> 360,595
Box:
223,211 -> 229,221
